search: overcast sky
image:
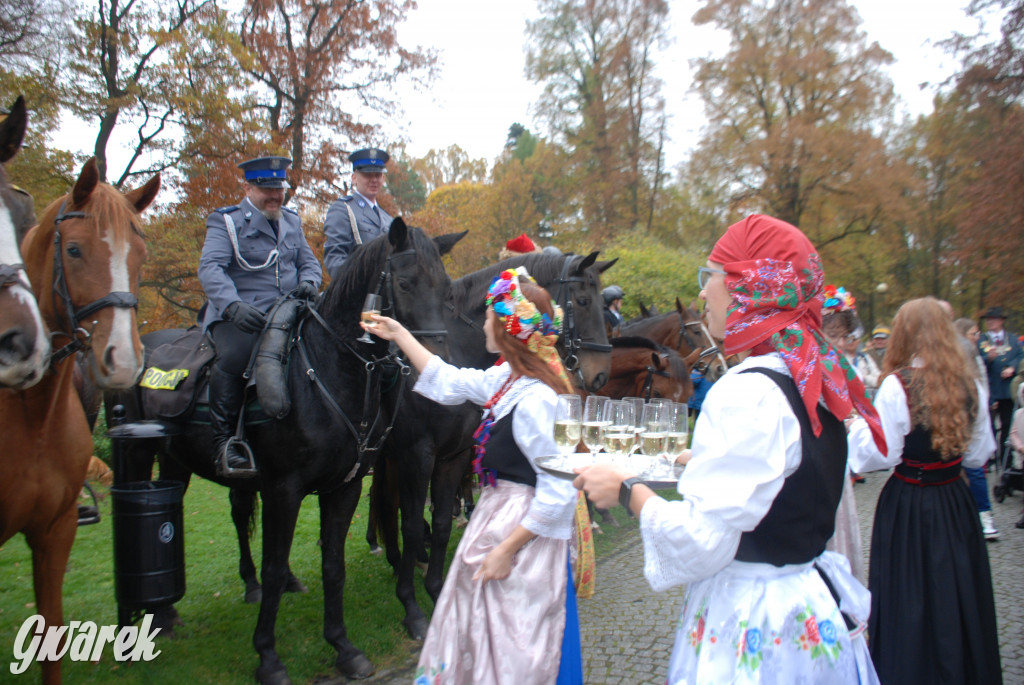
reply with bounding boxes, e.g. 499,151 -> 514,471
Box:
392,0 -> 986,169
53,0 -> 991,176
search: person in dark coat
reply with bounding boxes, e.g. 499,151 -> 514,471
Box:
978,306 -> 1023,452
198,156 -> 322,476
322,148 -> 393,278
602,284 -> 624,335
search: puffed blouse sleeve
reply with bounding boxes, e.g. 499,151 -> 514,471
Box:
638,364 -> 803,592
847,373 -> 910,473
512,387 -> 577,540
413,355 -> 509,406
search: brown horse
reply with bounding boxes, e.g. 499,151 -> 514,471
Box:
0,97 -> 48,389
621,297 -> 730,380
1,154 -> 158,685
595,336 -> 697,403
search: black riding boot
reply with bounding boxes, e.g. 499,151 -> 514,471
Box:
208,366 -> 255,476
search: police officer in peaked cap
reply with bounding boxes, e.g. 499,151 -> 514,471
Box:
322,147 -> 394,279
197,155 -> 323,477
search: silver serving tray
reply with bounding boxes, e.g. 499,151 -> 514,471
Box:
535,454 -> 684,489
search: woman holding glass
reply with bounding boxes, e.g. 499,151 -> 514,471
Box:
362,267 -> 582,685
574,215 -> 884,683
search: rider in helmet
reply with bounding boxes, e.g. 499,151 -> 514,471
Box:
602,284 -> 624,334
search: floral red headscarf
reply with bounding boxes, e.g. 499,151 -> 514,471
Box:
710,214 -> 886,454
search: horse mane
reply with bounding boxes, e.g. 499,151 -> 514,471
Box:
452,252 -> 581,306
611,336 -> 660,351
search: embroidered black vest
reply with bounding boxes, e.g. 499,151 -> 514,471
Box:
733,368 -> 848,566
482,408 -> 537,487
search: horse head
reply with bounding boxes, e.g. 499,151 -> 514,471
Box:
21,158 -> 159,389
604,336 -> 693,403
326,217 -> 464,357
0,96 -> 49,389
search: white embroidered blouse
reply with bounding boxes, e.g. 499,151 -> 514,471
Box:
414,355 -> 578,540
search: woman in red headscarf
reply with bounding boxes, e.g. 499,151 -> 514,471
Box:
575,215 -> 883,683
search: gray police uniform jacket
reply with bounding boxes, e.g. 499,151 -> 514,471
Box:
322,193 -> 392,278
198,197 -> 323,333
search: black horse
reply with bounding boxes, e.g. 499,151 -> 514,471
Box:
106,221 -> 463,685
370,250 -> 616,639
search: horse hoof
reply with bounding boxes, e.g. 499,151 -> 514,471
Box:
336,653 -> 375,679
368,544 -> 383,556
245,587 -> 262,604
285,575 -> 308,594
403,615 -> 429,641
255,664 -> 291,685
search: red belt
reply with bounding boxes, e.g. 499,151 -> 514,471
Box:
893,457 -> 963,486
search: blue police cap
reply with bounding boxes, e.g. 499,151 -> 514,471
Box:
238,156 -> 291,188
349,148 -> 389,173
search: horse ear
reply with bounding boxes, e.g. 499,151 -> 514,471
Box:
651,351 -> 664,369
683,347 -> 702,369
639,303 -> 650,318
434,230 -> 467,256
0,95 -> 27,164
388,216 -> 409,250
596,257 -> 618,274
676,297 -> 684,314
575,251 -> 598,274
72,158 -> 100,208
124,173 -> 161,214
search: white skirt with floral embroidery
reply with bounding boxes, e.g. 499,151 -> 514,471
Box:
666,552 -> 879,685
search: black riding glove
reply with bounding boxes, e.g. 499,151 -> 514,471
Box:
295,280 -> 318,300
224,301 -> 267,334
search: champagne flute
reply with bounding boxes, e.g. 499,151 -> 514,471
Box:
554,394 -> 582,459
582,395 -> 608,462
356,293 -> 382,344
663,402 -> 690,475
623,396 -> 645,453
601,400 -> 634,463
639,402 -> 667,470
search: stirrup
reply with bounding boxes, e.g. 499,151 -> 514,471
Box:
218,438 -> 258,478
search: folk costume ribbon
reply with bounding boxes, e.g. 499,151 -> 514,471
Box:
709,214 -> 887,455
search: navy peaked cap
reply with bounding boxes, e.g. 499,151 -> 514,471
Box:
238,156 -> 291,188
349,148 -> 389,173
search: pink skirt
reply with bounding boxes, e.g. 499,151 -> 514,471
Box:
415,480 -> 570,685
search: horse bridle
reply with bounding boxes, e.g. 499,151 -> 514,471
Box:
639,359 -> 671,402
48,200 -> 139,367
370,247 -> 447,339
684,317 -> 729,375
550,255 -> 612,382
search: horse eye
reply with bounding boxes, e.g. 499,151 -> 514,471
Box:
396,279 -> 412,293
577,296 -> 590,307
67,245 -> 83,259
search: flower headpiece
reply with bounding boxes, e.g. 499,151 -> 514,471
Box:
822,285 -> 856,316
485,267 -> 569,385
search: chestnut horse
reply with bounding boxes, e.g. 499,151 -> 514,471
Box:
0,96 -> 48,389
595,336 -> 696,403
621,297 -> 730,381
1,152 -> 158,685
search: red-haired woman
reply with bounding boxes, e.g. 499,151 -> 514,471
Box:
364,267 -> 582,685
848,297 -> 1001,683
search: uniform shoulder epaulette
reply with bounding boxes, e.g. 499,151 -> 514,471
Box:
214,205 -> 240,214
10,185 -> 32,197
282,206 -> 298,215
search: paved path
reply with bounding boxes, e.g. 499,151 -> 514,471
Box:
366,469 -> 1024,683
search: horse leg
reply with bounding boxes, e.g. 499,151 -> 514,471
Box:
319,481 -> 375,679
394,453 -> 432,639
365,469 -> 381,555
26,506 -> 77,685
252,487 -> 302,685
373,453 -> 402,571
426,454 -> 465,603
230,488 -> 262,604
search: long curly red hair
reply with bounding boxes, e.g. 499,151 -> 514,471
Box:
882,297 -> 977,460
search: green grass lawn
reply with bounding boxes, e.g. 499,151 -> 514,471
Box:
0,474 -> 447,684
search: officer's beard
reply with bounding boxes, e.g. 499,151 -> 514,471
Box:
260,208 -> 283,222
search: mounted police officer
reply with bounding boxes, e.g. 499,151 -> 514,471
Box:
198,156 -> 322,476
322,147 -> 393,279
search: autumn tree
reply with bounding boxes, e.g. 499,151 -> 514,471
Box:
407,144 -> 488,196
688,0 -> 916,258
239,0 -> 436,204
525,0 -> 669,239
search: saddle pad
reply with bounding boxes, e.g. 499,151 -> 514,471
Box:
140,329 -> 215,421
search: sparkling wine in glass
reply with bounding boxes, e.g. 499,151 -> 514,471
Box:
582,395 -> 608,461
601,400 -> 635,462
554,394 -> 582,457
639,402 -> 667,469
663,402 -> 690,474
356,293 -> 382,344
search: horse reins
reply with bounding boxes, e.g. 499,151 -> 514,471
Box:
551,255 -> 612,384
48,200 -> 139,368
